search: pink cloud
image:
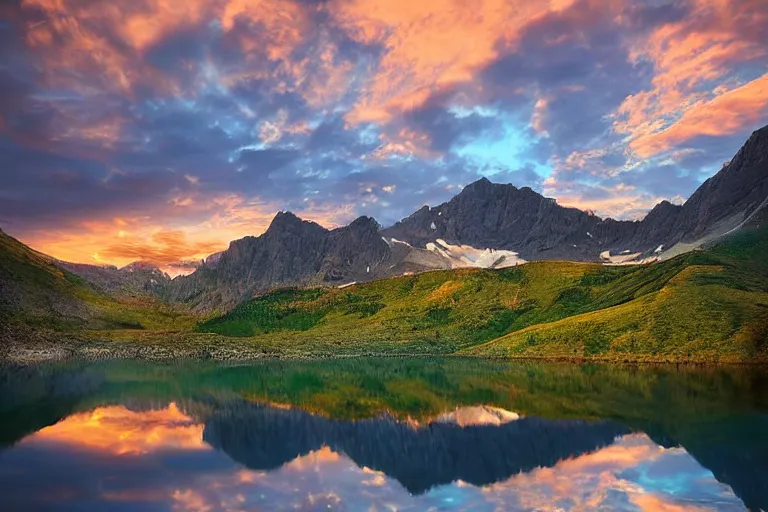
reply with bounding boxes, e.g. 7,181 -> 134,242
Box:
615,0 -> 768,157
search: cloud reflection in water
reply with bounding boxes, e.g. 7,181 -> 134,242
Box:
0,402 -> 745,511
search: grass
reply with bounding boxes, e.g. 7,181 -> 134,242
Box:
0,230 -> 196,336
3,220 -> 767,363
197,288 -> 329,336
186,233 -> 766,361
464,226 -> 768,363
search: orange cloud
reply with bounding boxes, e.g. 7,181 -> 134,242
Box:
19,194 -> 357,273
221,0 -> 309,62
283,446 -> 341,471
333,0 -> 577,125
170,488 -> 215,512
99,230 -> 224,269
21,0 -> 190,96
368,127 -> 436,160
298,43 -> 356,111
631,494 -> 712,512
483,434 -> 727,511
629,73 -> 768,157
59,115 -> 126,149
615,0 -> 768,157
29,403 -> 207,455
20,0 -> 318,100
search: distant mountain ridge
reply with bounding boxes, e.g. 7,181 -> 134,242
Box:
3,125 -> 766,314
383,125 -> 768,260
162,124 -> 768,311
165,212 -> 395,311
56,260 -> 170,296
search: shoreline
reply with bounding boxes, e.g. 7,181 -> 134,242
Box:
3,342 -> 766,367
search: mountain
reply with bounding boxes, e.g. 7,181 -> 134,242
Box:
199,398 -> 628,494
383,125 -> 768,261
195,222 -> 768,362
57,260 -> 170,297
382,178 -> 615,261
166,212 -> 395,311
0,126 -> 765,361
166,124 -> 768,311
0,228 -> 96,329
0,229 -> 194,353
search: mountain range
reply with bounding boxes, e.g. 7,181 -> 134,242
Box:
1,125 -> 766,362
159,124 -> 768,312
385,124 -> 768,260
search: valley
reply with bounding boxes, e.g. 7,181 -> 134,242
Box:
1,126 -> 767,364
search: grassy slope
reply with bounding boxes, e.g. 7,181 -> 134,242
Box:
190,224 -> 767,361
0,230 -> 195,336
3,220 -> 766,362
464,223 -> 768,362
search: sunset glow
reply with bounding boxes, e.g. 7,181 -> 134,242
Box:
1,0 -> 766,268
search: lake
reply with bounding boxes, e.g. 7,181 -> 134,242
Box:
0,358 -> 766,511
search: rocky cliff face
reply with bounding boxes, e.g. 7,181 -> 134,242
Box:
673,125 -> 768,242
382,178 -> 625,261
166,212 -> 393,311
166,124 -> 768,311
384,124 -> 768,261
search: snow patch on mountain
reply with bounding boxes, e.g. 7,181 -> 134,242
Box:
600,250 -> 659,265
424,239 -> 526,269
389,238 -> 412,247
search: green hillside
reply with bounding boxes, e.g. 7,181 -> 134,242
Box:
2,222 -> 766,363
191,223 -> 767,362
464,224 -> 768,362
0,230 -> 194,339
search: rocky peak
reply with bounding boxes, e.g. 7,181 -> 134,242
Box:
460,176 -> 494,194
455,177 -> 517,204
265,211 -> 327,237
644,200 -> 681,221
672,123 -> 768,242
345,216 -> 381,232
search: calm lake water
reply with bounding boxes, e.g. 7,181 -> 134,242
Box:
0,358 -> 766,511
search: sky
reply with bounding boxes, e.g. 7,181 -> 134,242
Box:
0,0 -> 767,272
2,404 -> 744,511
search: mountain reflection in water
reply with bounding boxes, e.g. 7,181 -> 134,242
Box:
0,358 -> 766,511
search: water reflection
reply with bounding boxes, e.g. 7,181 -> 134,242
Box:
200,398 -> 628,492
0,402 -> 744,511
0,359 -> 766,511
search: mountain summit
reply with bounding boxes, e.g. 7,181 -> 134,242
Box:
155,124 -> 768,310
384,125 -> 768,261
166,213 -> 392,311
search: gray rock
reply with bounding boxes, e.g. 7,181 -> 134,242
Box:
166,212 -> 393,311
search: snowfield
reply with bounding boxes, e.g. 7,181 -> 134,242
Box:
424,238 -> 526,269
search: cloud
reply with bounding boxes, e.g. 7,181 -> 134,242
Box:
628,73 -> 768,157
1,0 -> 768,265
32,403 -> 207,455
615,0 -> 768,157
333,0 -> 578,124
3,425 -> 742,512
99,231 -> 224,270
